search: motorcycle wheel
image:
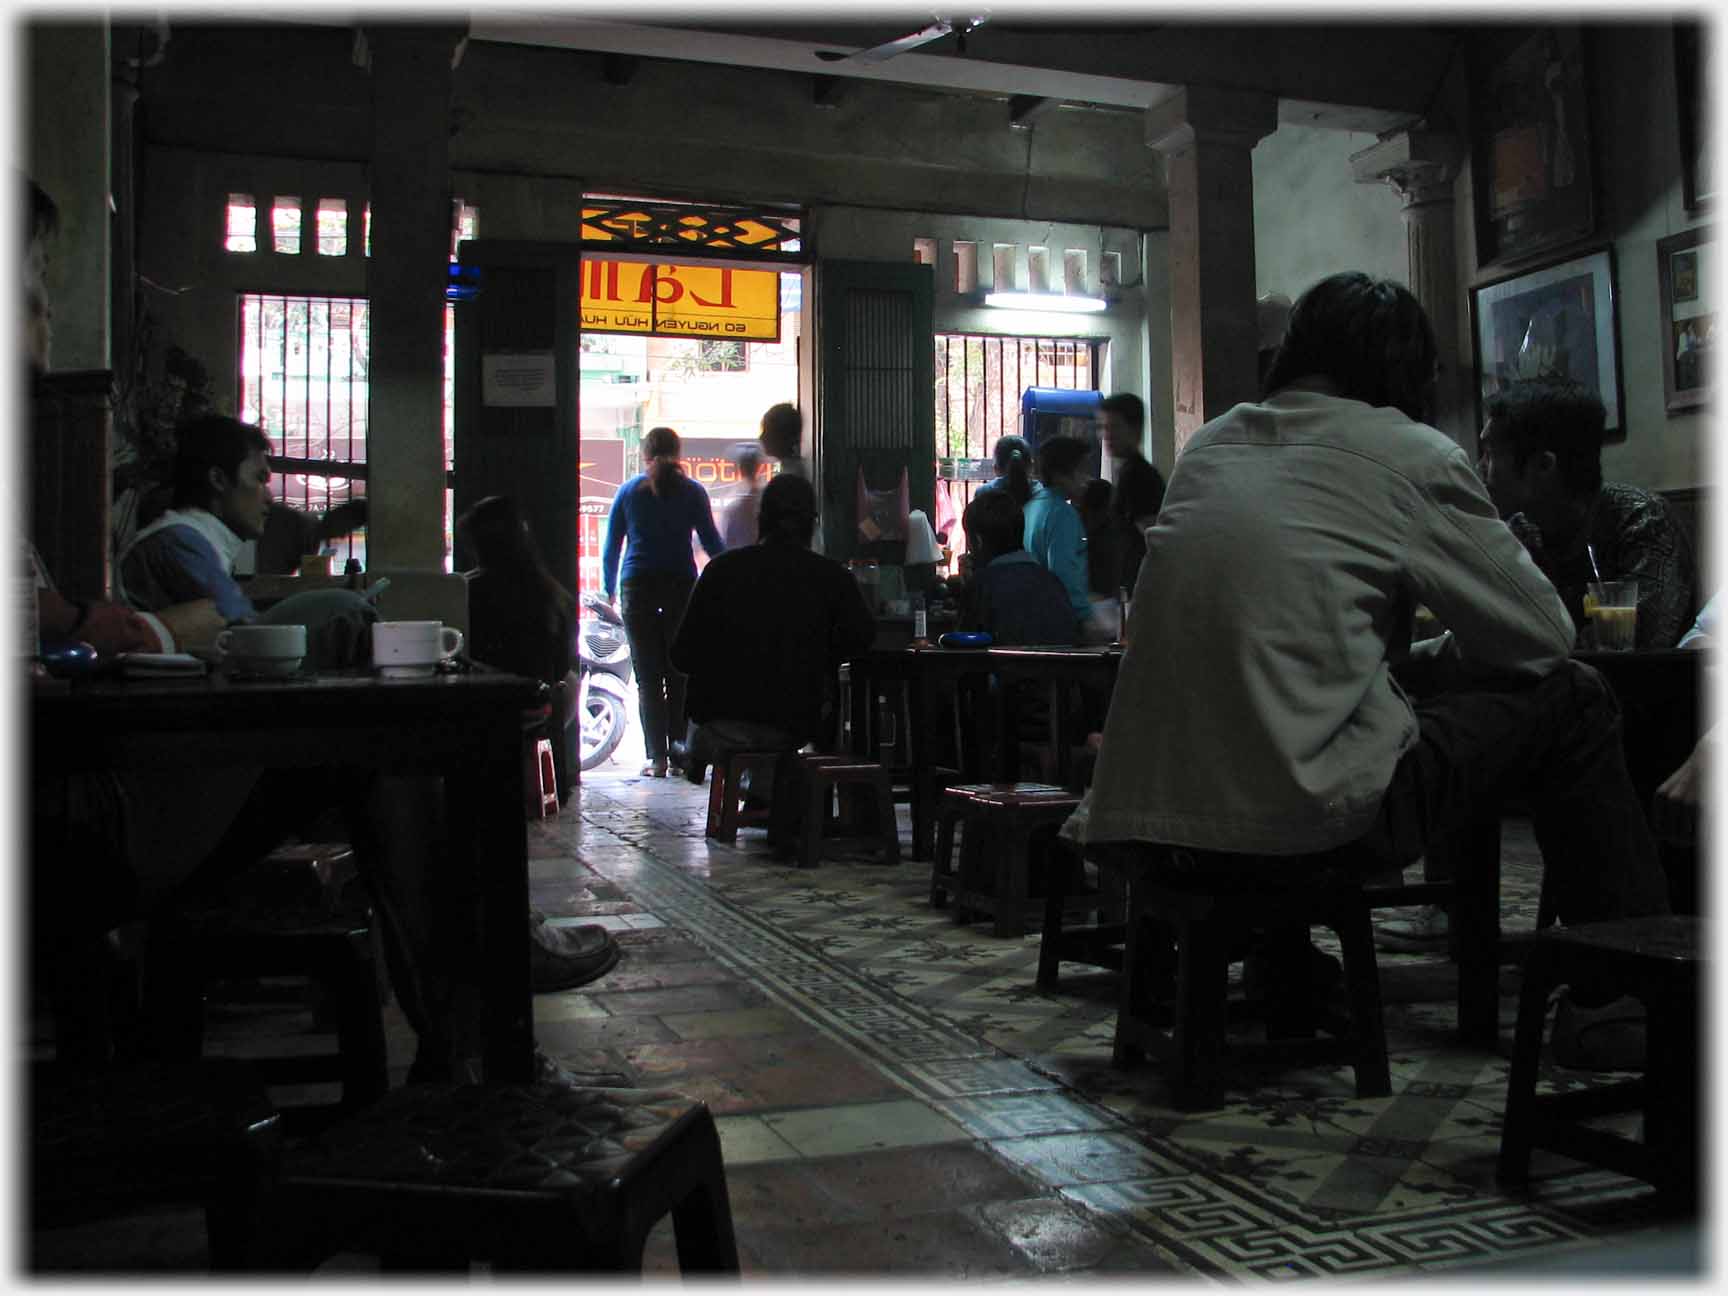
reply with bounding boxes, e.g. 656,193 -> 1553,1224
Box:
578,688 -> 629,771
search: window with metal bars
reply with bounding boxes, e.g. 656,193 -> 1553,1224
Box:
237,295 -> 459,571
933,333 -> 1098,559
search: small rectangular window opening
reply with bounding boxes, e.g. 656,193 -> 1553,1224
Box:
272,197 -> 302,255
913,237 -> 937,267
225,194 -> 257,253
1028,246 -> 1050,294
953,242 -> 978,294
316,198 -> 347,256
992,244 -> 1019,294
1063,249 -> 1088,296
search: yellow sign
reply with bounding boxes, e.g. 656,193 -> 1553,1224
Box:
580,258 -> 781,342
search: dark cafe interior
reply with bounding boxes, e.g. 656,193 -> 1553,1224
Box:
21,7 -> 1717,1279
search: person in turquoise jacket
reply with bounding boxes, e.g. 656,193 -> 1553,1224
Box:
1022,435 -> 1107,641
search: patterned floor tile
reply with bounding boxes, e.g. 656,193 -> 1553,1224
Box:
761,1100 -> 970,1157
713,1114 -> 801,1166
935,1091 -> 1122,1140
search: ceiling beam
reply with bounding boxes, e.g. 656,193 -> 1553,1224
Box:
811,74 -> 847,109
1008,94 -> 1059,129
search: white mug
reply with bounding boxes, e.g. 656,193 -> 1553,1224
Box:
215,623 -> 307,678
372,619 -> 464,678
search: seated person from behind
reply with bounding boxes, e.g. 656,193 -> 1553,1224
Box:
670,475 -> 874,845
1477,378 -> 1699,649
960,489 -> 1078,646
457,494 -> 578,794
1076,272 -> 1668,1065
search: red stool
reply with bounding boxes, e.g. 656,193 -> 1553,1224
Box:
704,751 -> 785,844
531,738 -> 559,819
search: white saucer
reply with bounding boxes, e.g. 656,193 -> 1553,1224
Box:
376,663 -> 438,679
226,656 -> 305,679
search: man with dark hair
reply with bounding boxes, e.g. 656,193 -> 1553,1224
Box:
670,474 -> 874,850
1478,378 -> 1698,650
960,489 -> 1077,646
1096,391 -> 1166,594
117,414 -> 274,620
1075,271 -> 1668,1065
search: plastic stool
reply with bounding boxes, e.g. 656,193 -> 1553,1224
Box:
258,1083 -> 739,1274
533,738 -> 559,818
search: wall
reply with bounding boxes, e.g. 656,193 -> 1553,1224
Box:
1580,24 -> 1709,498
813,206 -> 1162,466
1252,122 -> 1408,302
28,23 -> 111,373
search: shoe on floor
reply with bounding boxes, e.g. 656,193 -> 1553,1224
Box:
1550,991 -> 1646,1071
532,1046 -> 632,1090
529,913 -> 622,993
670,741 -> 705,785
1374,903 -> 1450,952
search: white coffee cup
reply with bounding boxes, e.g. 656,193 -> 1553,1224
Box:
372,620 -> 464,678
215,623 -> 307,678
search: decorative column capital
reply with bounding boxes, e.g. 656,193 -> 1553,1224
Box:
1145,86 -> 1279,157
1349,129 -> 1462,207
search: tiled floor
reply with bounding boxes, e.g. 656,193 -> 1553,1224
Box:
29,763 -> 1700,1278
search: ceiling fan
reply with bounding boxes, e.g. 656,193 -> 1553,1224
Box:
814,13 -> 990,65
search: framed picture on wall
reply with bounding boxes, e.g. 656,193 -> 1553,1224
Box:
1657,227 -> 1713,413
1470,26 -> 1596,270
1472,246 -> 1624,439
1675,23 -> 1712,212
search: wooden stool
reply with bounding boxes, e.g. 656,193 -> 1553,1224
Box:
259,1083 -> 739,1274
29,1059 -> 282,1271
145,849 -> 389,1123
1038,843 -> 1128,991
931,783 -> 1082,938
1498,916 -> 1705,1206
799,754 -> 900,869
704,749 -> 786,844
1101,844 -> 1392,1111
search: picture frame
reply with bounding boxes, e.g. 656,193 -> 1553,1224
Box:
1472,245 -> 1625,439
1674,23 -> 1712,212
1656,227 -> 1713,414
1470,26 -> 1596,270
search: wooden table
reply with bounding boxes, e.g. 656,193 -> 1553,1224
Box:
843,644 -> 1123,860
32,665 -> 544,1082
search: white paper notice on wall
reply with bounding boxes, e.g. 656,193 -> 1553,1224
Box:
482,353 -> 556,407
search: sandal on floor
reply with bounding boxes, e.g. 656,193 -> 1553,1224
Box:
640,759 -> 668,778
1550,992 -> 1646,1071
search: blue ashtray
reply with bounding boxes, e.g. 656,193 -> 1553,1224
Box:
937,631 -> 992,649
39,639 -> 100,678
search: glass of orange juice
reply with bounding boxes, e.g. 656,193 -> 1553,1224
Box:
1584,580 -> 1638,651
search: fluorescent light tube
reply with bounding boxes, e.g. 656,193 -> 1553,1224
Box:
982,292 -> 1108,313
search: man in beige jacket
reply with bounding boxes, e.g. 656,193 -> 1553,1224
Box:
1079,272 -> 1667,1065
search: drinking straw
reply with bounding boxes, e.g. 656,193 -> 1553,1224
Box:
1585,543 -> 1604,585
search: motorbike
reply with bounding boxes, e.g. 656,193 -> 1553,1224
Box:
577,592 -> 633,771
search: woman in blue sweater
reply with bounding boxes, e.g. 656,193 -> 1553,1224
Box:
602,426 -> 726,777
1022,435 -> 1109,642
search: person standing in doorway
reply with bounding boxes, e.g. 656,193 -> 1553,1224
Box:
602,426 -> 726,778
759,402 -> 808,481
1096,392 -> 1167,596
720,443 -> 765,550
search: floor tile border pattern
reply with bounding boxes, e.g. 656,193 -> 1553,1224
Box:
570,789 -> 1662,1281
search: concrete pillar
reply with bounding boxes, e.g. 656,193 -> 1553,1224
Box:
1350,131 -> 1467,446
1145,87 -> 1277,452
361,23 -> 466,569
27,22 -> 111,373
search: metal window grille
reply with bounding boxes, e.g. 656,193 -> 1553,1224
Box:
934,333 -> 1098,561
239,293 -> 460,571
